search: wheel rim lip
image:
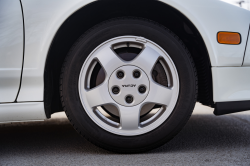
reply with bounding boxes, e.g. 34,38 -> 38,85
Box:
78,36 -> 179,136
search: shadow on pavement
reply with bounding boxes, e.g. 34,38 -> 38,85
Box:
0,112 -> 249,155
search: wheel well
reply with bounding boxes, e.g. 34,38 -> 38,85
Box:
44,0 -> 214,118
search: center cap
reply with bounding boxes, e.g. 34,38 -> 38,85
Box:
108,65 -> 150,107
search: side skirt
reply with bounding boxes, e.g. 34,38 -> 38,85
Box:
0,102 -> 46,123
214,100 -> 250,115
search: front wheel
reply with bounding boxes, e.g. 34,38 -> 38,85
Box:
60,18 -> 197,153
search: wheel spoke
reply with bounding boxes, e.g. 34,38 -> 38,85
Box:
94,46 -> 125,76
131,46 -> 160,75
118,105 -> 141,130
85,82 -> 113,108
146,82 -> 173,106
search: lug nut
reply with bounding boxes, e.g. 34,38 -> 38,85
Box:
117,71 -> 124,79
133,70 -> 141,78
125,95 -> 133,104
138,85 -> 146,94
112,86 -> 120,94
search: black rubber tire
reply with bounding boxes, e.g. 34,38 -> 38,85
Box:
60,18 -> 197,153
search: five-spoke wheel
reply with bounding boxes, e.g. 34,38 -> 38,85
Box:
61,18 -> 197,153
79,36 -> 179,135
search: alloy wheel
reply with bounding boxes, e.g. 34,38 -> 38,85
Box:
78,36 -> 179,136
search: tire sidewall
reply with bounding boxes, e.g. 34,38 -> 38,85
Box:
62,18 -> 196,151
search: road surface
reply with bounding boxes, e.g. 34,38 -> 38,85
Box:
0,103 -> 250,165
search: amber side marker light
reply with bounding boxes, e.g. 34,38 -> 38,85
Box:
217,32 -> 241,45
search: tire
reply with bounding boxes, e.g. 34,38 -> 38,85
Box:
60,18 -> 197,153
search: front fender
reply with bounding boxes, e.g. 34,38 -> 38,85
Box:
18,0 -> 250,102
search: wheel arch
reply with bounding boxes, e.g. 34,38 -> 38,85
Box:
44,0 -> 213,118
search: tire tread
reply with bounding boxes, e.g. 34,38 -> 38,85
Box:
60,17 -> 198,153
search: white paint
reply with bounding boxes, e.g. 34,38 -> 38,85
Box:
221,0 -> 250,10
0,102 -> 46,123
212,67 -> 250,102
243,30 -> 250,66
0,0 -> 23,102
16,0 -> 250,102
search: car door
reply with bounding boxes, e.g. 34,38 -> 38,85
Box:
0,0 -> 24,102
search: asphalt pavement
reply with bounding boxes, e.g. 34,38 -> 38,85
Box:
0,103 -> 250,166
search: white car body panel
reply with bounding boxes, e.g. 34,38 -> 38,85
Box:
0,0 -> 23,103
212,67 -> 250,102
0,0 -> 249,122
17,0 -> 93,101
0,102 -> 46,123
17,0 -> 250,103
243,31 -> 250,66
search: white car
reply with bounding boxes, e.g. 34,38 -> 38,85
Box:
1,0 -> 250,153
